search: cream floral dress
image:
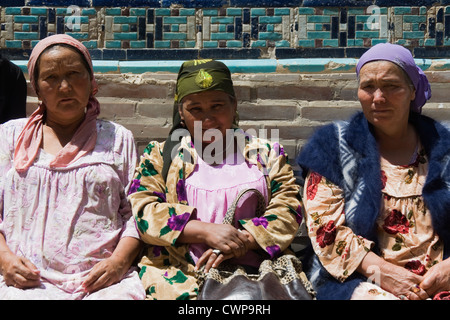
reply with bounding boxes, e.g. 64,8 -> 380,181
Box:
303,143 -> 443,300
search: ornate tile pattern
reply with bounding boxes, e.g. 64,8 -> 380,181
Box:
2,3 -> 450,59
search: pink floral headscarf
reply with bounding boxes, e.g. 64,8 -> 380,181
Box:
14,34 -> 100,172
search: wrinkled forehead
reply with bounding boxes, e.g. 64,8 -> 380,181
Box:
38,44 -> 90,72
358,60 -> 413,85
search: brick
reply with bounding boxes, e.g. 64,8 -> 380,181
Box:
238,102 -> 298,121
256,84 -> 334,101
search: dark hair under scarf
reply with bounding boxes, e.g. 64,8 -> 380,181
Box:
161,59 -> 235,181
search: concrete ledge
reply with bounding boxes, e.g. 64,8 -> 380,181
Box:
11,58 -> 450,75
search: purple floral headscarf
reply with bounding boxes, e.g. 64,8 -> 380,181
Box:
356,43 -> 432,113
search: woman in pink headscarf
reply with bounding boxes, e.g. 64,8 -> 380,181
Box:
0,34 -> 145,299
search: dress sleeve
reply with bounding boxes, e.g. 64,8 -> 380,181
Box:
127,141 -> 197,247
303,170 -> 373,282
239,143 -> 303,258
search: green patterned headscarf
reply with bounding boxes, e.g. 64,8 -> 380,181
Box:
162,59 -> 236,180
174,59 -> 235,104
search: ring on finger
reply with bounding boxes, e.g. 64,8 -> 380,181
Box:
212,249 -> 221,256
411,284 -> 421,293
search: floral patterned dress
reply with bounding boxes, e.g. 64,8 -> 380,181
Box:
303,143 -> 443,300
0,119 -> 146,300
128,129 -> 303,300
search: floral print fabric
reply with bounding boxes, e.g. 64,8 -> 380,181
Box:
303,144 -> 443,299
0,119 -> 145,300
128,129 -> 303,300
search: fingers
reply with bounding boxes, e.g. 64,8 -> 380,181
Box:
82,260 -> 120,293
398,284 -> 430,300
6,257 -> 41,289
195,248 -> 229,273
408,284 -> 430,300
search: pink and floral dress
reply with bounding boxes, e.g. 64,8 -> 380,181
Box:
0,119 -> 146,300
303,143 -> 443,300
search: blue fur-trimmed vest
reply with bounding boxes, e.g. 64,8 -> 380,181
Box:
297,111 -> 450,300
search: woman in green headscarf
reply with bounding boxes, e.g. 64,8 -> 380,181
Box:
128,59 -> 303,300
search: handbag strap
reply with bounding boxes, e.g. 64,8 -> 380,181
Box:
222,188 -> 266,225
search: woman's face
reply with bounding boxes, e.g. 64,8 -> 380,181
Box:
358,60 -> 416,133
179,90 -> 237,146
36,45 -> 92,125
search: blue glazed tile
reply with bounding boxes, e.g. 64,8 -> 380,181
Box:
414,47 -> 450,58
303,0 -> 372,6
164,17 -> 188,24
105,41 -> 122,48
0,49 -> 32,60
179,8 -> 196,16
147,9 -> 155,24
103,49 -> 126,60
259,32 -> 282,41
155,17 -> 163,41
130,8 -> 147,16
230,0 -> 302,6
251,17 -> 258,39
82,40 -> 98,49
225,59 -> 277,73
259,16 -> 282,24
251,40 -> 266,47
243,9 -> 250,24
276,48 -> 346,59
375,0 -> 436,5
14,16 -> 39,23
227,40 -> 242,48
92,60 -> 119,73
147,33 -> 154,48
127,48 -> 198,60
39,16 -> 47,39
56,16 -> 64,34
331,16 -> 339,39
0,0 -> 25,6
235,17 -> 243,40
14,32 -> 39,40
6,41 -> 23,48
114,16 -> 137,24
92,0 -> 160,6
162,0 -> 226,7
114,33 -> 138,40
30,8 -> 48,15
203,41 -> 219,48
138,17 -> 146,40
119,60 -> 183,73
199,48 -> 260,59
27,0 -> 90,6
5,7 -> 22,15
130,40 -> 146,48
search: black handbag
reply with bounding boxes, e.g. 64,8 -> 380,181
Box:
196,188 -> 315,300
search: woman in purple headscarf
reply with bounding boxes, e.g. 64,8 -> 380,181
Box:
297,43 -> 450,300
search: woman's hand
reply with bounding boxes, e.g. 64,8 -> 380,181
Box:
82,255 -> 128,293
357,251 -> 429,300
82,237 -> 141,294
202,224 -> 251,258
0,251 -> 41,289
195,228 -> 258,273
420,258 -> 450,298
